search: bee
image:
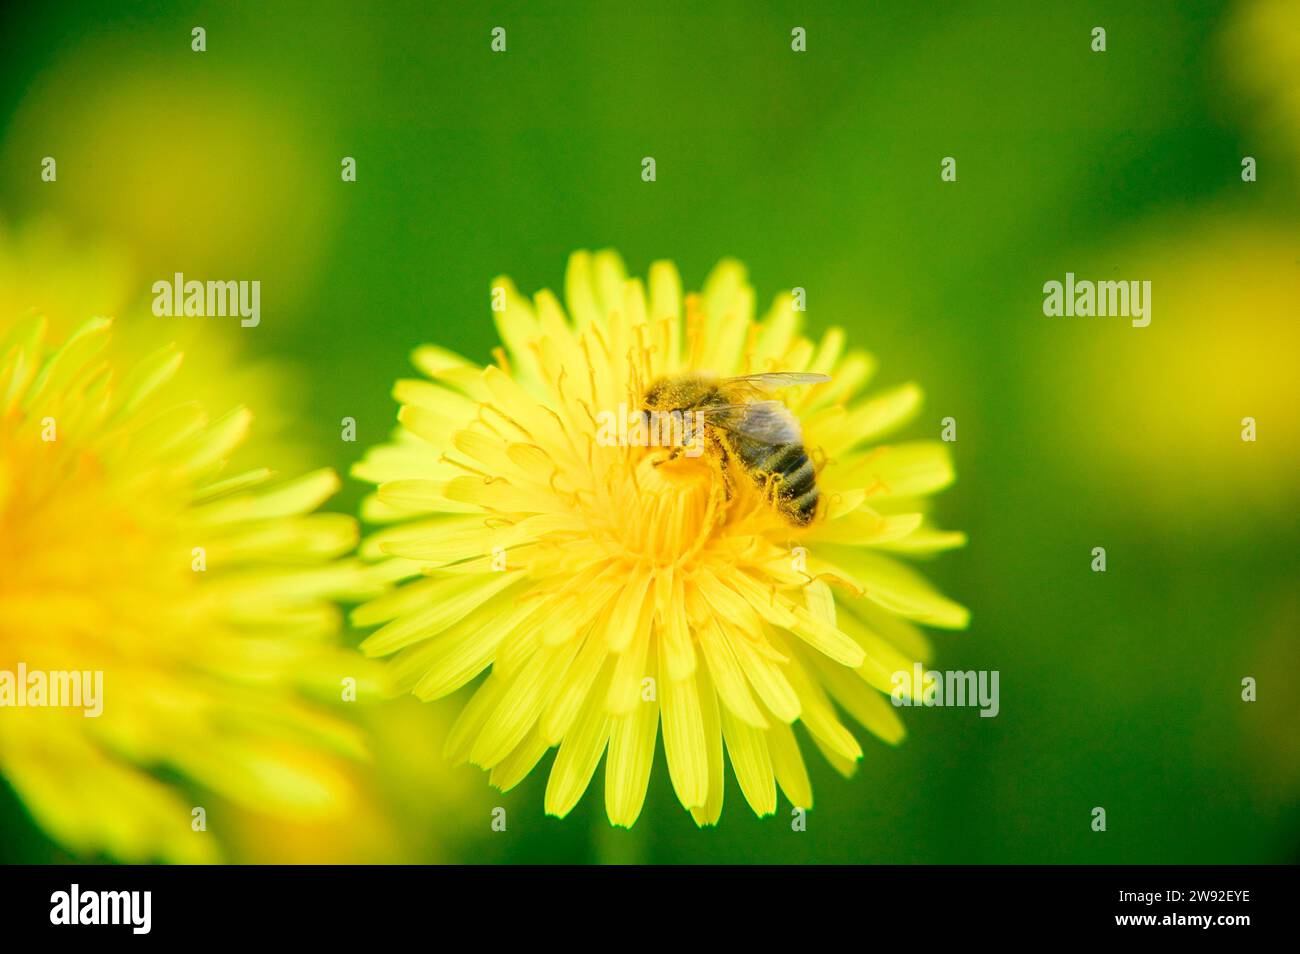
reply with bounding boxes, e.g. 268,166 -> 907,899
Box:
640,371 -> 830,526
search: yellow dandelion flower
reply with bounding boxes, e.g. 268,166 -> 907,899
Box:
0,216 -> 316,474
0,315 -> 373,862
353,251 -> 969,826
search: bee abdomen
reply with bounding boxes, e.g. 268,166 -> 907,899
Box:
747,442 -> 819,524
788,486 -> 819,525
782,458 -> 816,498
748,442 -> 802,476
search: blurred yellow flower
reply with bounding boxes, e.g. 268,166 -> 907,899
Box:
1223,0 -> 1300,169
0,218 -> 482,864
353,251 -> 967,826
0,316 -> 372,862
0,218 -> 134,329
2,58 -> 332,308
0,217 -> 315,474
223,698 -> 492,864
1045,214 -> 1300,530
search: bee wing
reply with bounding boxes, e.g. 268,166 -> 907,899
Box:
699,400 -> 804,445
721,372 -> 831,392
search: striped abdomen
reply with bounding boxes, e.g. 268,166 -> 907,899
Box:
735,438 -> 818,526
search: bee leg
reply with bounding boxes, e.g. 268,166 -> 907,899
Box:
715,442 -> 734,500
762,471 -> 785,509
711,437 -> 735,523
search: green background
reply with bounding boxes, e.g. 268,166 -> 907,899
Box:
1,0 -> 1296,864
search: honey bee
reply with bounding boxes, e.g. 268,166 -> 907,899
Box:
641,371 -> 830,526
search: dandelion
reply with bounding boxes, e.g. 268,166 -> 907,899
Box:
0,315 -> 372,862
0,216 -> 316,473
353,251 -> 969,826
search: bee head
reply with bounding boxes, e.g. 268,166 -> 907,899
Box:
641,377 -> 671,411
642,374 -> 709,413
